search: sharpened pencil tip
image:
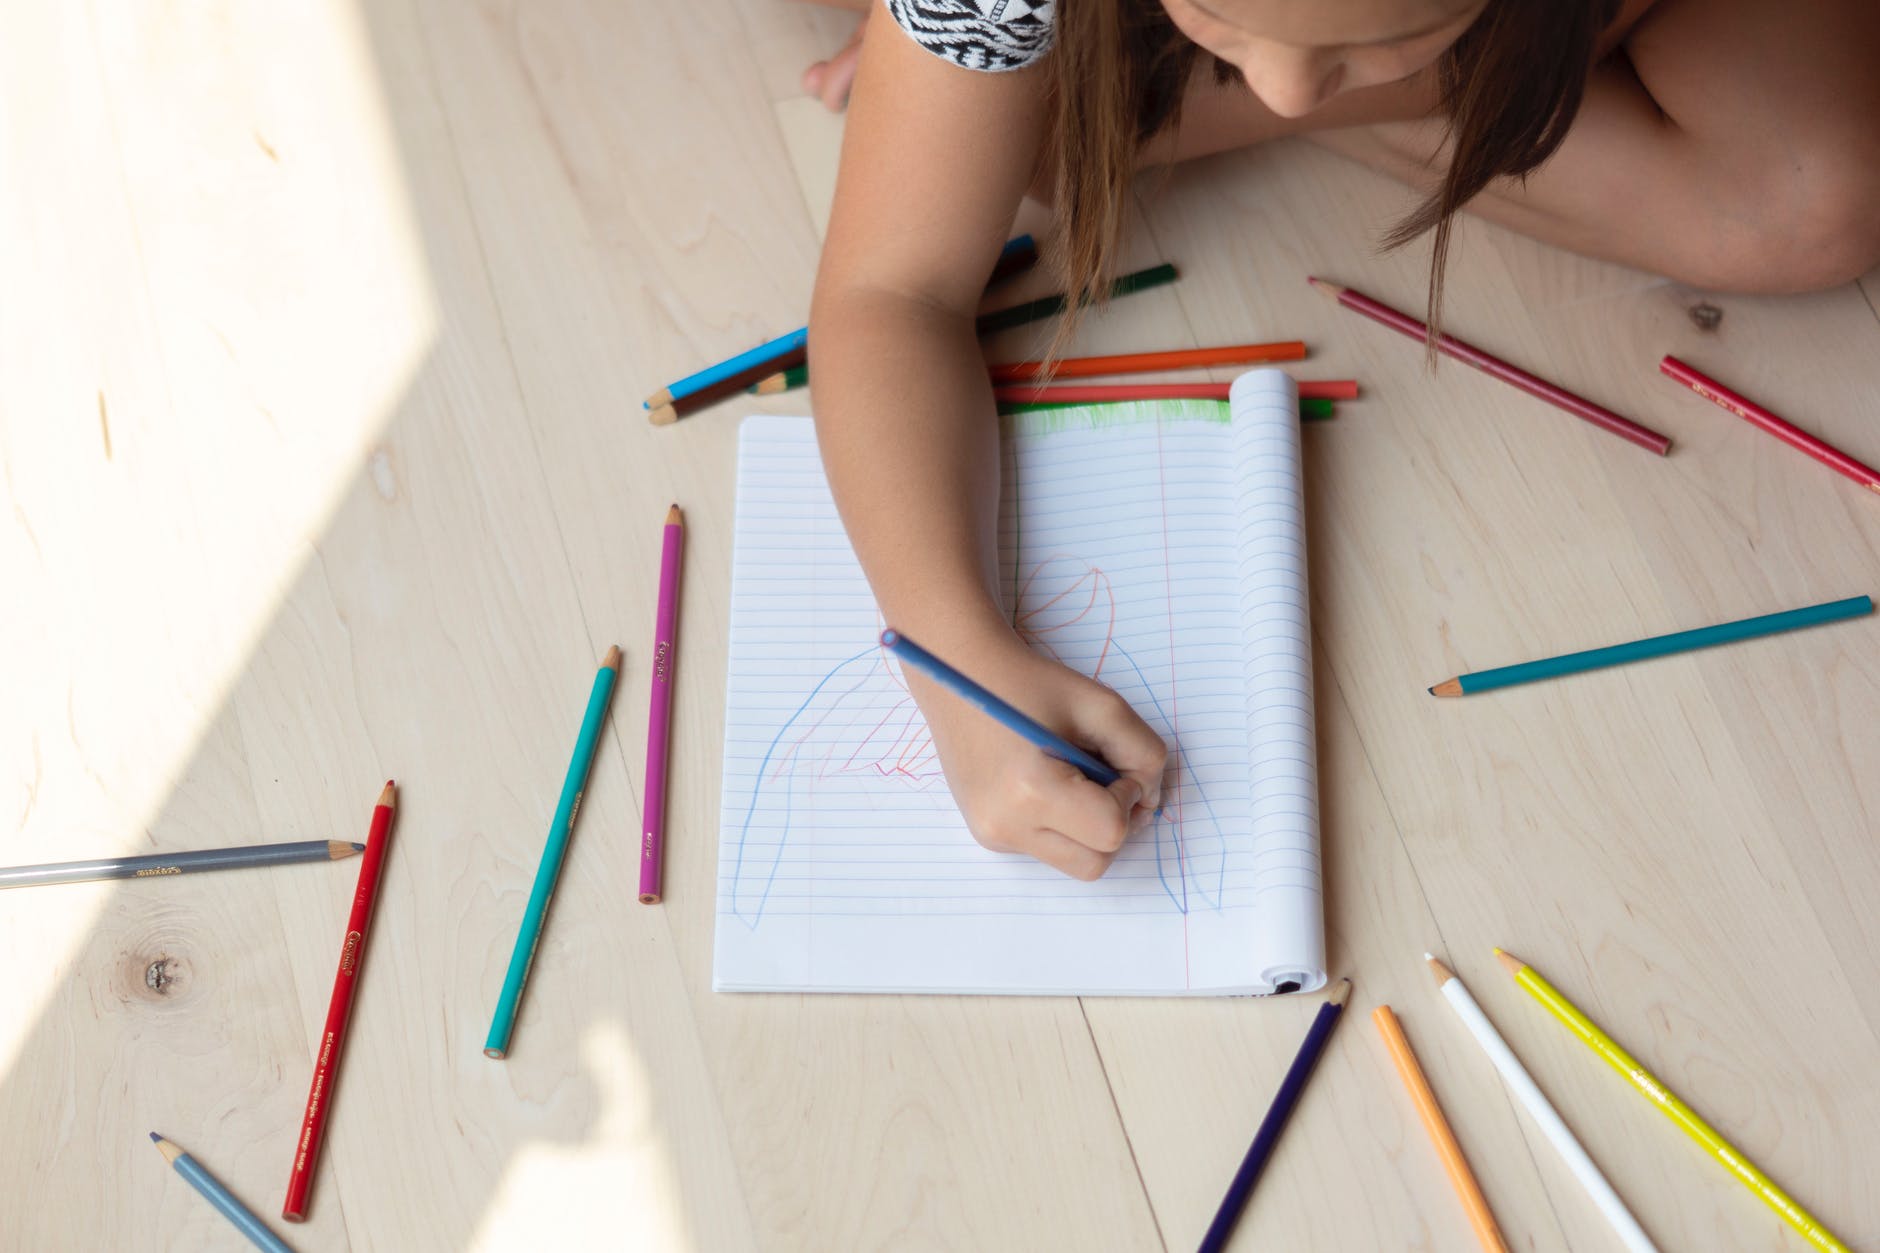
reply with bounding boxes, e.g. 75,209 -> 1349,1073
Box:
149,1131 -> 161,1143
1425,954 -> 1456,985
1494,948 -> 1525,977
602,644 -> 622,671
665,503 -> 683,527
1328,977 -> 1352,1007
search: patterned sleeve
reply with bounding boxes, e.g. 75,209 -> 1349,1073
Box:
885,0 -> 1056,72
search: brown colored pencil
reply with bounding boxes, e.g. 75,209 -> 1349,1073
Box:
649,347 -> 807,425
1308,277 -> 1671,456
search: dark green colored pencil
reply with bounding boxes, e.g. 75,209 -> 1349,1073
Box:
974,262 -> 1179,335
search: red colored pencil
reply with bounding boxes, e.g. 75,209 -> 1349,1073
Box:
993,380 -> 1358,405
1308,277 -> 1671,456
989,340 -> 1307,383
282,780 -> 396,1223
1660,354 -> 1880,495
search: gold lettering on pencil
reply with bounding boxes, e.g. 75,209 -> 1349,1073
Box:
653,639 -> 671,683
569,791 -> 583,828
643,831 -> 655,858
339,931 -> 362,975
133,866 -> 181,877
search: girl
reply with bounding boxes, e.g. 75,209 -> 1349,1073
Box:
804,0 -> 1880,881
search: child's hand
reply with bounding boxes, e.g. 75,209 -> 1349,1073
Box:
904,635 -> 1167,880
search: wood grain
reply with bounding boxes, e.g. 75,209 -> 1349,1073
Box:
3,3 -> 1877,1250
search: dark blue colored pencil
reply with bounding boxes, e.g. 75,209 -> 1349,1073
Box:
1198,979 -> 1352,1253
878,629 -> 1121,785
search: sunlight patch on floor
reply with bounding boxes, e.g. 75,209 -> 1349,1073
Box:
470,1024 -> 696,1253
0,0 -> 433,1079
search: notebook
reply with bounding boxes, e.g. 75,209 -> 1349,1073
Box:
714,368 -> 1324,995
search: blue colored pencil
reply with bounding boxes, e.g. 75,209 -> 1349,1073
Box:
1199,979 -> 1353,1253
151,1133 -> 294,1253
879,629 -> 1120,785
484,645 -> 622,1059
645,327 -> 808,409
1432,594 -> 1873,696
645,234 -> 1036,409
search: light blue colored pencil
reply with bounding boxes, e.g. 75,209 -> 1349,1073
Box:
151,1133 -> 294,1253
1432,594 -> 1872,696
646,234 -> 1035,408
484,645 -> 622,1059
879,629 -> 1121,785
646,327 -> 808,409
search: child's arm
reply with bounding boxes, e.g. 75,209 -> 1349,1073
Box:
809,1 -> 1166,880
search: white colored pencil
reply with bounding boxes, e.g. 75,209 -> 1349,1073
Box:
1426,954 -> 1659,1253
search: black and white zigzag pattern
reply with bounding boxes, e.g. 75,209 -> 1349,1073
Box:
885,0 -> 1055,72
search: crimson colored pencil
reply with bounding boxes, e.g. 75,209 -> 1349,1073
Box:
282,780 -> 397,1223
1308,277 -> 1671,455
1660,354 -> 1880,495
989,340 -> 1306,383
993,380 -> 1358,405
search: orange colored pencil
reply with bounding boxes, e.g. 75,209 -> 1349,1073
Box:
993,380 -> 1357,405
990,340 -> 1306,384
1374,1005 -> 1509,1253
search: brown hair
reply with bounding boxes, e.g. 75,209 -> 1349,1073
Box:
1047,0 -> 1619,349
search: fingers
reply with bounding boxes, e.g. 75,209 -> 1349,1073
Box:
1032,767 -> 1139,856
968,758 -> 1146,881
1015,826 -> 1119,882
1068,687 -> 1169,811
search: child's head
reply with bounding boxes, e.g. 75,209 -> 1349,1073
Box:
1159,0 -> 1488,119
1049,0 -> 1619,331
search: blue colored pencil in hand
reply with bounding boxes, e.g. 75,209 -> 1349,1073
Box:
878,629 -> 1121,785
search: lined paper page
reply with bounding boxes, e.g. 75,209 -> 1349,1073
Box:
715,386 -> 1321,994
1230,371 -> 1325,992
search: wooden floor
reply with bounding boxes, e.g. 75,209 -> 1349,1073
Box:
5,2 -> 1879,1249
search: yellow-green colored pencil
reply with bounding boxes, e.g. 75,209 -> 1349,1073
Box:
1494,949 -> 1848,1253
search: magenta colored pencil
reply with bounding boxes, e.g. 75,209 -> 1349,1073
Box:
640,504 -> 685,903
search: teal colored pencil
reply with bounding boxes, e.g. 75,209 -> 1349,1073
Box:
151,1133 -> 294,1253
1432,594 -> 1872,696
484,645 -> 622,1059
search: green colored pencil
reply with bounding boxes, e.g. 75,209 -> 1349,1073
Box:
1431,594 -> 1872,696
484,645 -> 622,1059
974,262 -> 1179,335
